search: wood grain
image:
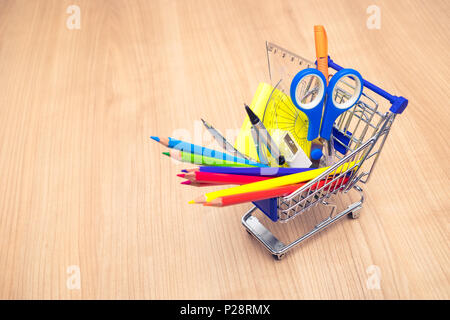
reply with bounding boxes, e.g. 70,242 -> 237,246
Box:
0,0 -> 448,299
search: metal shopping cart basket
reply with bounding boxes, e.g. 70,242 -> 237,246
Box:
241,42 -> 408,260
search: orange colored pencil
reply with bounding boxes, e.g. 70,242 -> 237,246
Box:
204,177 -> 349,207
314,25 -> 329,84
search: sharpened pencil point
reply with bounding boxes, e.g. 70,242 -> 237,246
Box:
207,198 -> 222,207
188,200 -> 195,204
201,118 -> 210,127
162,152 -> 170,157
176,174 -> 186,178
181,180 -> 191,185
193,195 -> 207,204
244,104 -> 259,125
181,169 -> 188,173
150,136 -> 160,142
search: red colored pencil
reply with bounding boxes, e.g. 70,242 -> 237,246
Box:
204,177 -> 349,207
180,180 -> 219,187
179,171 -> 272,185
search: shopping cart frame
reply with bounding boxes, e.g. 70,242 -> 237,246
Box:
242,45 -> 408,260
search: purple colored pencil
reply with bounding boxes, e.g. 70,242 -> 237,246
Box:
187,166 -> 313,177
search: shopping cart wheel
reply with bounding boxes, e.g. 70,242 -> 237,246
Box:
348,211 -> 360,219
272,254 -> 285,260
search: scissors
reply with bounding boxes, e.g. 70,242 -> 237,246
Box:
290,68 -> 363,141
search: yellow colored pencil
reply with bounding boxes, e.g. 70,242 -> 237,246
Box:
190,160 -> 359,203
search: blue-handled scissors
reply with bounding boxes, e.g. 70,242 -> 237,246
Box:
290,68 -> 363,141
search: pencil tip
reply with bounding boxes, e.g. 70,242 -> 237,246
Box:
188,200 -> 195,204
162,152 -> 170,156
209,198 -> 222,207
181,181 -> 191,185
181,169 -> 188,173
150,136 -> 160,142
176,173 -> 186,178
201,118 -> 210,128
244,105 -> 258,124
193,195 -> 206,204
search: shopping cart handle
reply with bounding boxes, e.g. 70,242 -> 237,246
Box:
324,57 -> 408,114
389,96 -> 408,114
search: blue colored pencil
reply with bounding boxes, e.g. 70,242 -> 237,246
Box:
151,136 -> 268,168
185,166 -> 313,176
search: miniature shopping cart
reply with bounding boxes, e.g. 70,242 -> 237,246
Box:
241,42 -> 408,260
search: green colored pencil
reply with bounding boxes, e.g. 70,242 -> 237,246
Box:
162,150 -> 260,167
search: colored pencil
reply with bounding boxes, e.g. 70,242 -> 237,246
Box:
203,177 -> 349,207
163,150 -> 262,167
180,172 -> 271,185
182,168 -> 199,173
314,25 -> 329,84
189,160 -> 359,203
182,166 -> 313,176
151,136 -> 267,167
178,173 -> 226,184
181,179 -> 235,187
181,180 -> 218,187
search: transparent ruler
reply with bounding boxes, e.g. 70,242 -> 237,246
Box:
266,41 -> 315,94
262,42 -> 314,160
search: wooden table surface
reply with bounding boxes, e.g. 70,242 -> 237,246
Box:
0,0 -> 448,300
